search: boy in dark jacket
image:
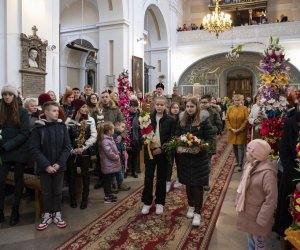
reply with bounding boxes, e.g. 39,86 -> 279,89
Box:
141,96 -> 176,215
29,101 -> 71,231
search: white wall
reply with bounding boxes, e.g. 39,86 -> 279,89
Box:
0,0 -> 60,96
0,0 -> 6,86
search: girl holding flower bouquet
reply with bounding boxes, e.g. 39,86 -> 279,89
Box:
175,97 -> 214,227
66,99 -> 97,210
141,96 -> 176,215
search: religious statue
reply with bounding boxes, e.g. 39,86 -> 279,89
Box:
28,48 -> 38,68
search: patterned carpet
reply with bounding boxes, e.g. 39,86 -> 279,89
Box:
57,135 -> 234,250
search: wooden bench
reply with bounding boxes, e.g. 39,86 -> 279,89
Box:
5,172 -> 42,220
5,165 -> 95,220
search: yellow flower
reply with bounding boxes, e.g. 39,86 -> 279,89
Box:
296,198 -> 300,204
295,205 -> 300,212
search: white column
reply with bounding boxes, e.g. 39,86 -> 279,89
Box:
0,0 -> 6,87
6,0 -> 22,87
97,21 -> 130,92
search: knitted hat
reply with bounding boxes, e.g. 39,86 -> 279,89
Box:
1,84 -> 18,97
247,139 -> 271,161
38,93 -> 52,106
72,99 -> 86,113
129,99 -> 139,107
156,83 -> 164,90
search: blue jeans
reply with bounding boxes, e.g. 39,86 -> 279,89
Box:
247,233 -> 266,250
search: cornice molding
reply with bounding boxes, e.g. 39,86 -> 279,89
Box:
96,19 -> 130,30
60,24 -> 98,35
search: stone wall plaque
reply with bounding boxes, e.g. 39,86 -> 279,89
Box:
19,26 -> 48,98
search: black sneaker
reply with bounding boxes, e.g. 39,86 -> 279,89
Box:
104,195 -> 117,204
110,194 -> 117,200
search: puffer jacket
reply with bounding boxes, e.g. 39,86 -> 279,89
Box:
100,134 -> 121,174
0,107 -> 30,164
175,110 -> 214,186
236,160 -> 278,236
66,116 -> 97,153
29,119 -> 71,173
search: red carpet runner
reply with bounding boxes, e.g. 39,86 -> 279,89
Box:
57,136 -> 234,250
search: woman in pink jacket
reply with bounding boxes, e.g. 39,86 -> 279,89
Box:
98,121 -> 121,203
235,139 -> 278,250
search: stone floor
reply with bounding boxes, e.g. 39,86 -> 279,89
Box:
209,166 -> 281,250
0,167 -> 282,250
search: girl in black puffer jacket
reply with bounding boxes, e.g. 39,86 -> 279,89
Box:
0,84 -> 30,226
175,97 -> 214,227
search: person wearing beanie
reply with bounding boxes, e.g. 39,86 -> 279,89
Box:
38,93 -> 52,107
61,90 -> 74,118
38,93 -> 67,122
1,84 -> 18,97
66,98 -> 97,209
0,84 -> 30,226
155,83 -> 165,98
236,139 -> 277,250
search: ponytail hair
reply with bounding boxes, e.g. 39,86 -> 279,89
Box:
97,121 -> 114,151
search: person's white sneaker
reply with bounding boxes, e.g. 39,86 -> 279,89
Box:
166,182 -> 171,193
155,204 -> 164,215
186,206 -> 195,218
141,205 -> 151,215
174,179 -> 182,188
192,213 -> 201,226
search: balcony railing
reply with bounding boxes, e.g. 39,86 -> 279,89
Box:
177,21 -> 300,43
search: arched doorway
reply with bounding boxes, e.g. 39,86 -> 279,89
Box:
60,38 -> 98,92
227,68 -> 253,98
178,51 -> 300,98
143,4 -> 169,92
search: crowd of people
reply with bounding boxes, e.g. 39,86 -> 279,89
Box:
0,82 -> 299,249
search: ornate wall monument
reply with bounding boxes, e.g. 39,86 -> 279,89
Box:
19,26 -> 47,98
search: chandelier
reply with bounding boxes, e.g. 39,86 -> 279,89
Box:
202,0 -> 232,38
225,45 -> 239,64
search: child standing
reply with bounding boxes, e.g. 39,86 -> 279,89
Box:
141,96 -> 175,215
127,99 -> 143,178
98,122 -> 121,203
112,121 -> 130,192
29,101 -> 71,230
166,102 -> 181,192
236,139 -> 278,249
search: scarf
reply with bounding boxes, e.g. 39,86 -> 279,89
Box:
235,160 -> 260,212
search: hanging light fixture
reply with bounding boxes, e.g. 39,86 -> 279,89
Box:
202,0 -> 232,38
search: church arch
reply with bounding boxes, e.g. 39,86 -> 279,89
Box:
178,52 -> 300,97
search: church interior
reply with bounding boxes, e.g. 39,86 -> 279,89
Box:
1,0 -> 300,249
